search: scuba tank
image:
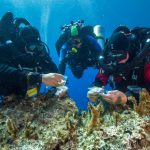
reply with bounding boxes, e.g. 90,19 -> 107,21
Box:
94,25 -> 105,50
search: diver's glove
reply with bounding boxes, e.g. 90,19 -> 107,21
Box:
41,73 -> 66,87
87,87 -> 127,105
55,75 -> 68,98
100,90 -> 127,105
87,86 -> 104,102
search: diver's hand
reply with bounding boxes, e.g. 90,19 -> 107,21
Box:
55,86 -> 68,98
87,86 -> 104,102
41,73 -> 66,87
100,90 -> 127,104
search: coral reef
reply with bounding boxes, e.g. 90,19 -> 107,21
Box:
0,89 -> 150,150
128,88 -> 150,116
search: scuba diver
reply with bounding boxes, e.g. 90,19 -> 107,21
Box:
88,25 -> 150,105
0,12 -> 67,98
0,11 -> 58,74
56,20 -> 104,78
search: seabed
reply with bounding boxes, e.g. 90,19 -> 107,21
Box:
0,89 -> 150,150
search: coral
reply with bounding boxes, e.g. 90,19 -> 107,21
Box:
128,89 -> 150,116
112,111 -> 121,127
87,103 -> 104,132
6,118 -> 17,138
24,127 -> 39,140
23,113 -> 39,140
77,109 -> 150,150
65,111 -> 78,149
0,91 -> 150,149
127,96 -> 138,111
127,89 -> 150,116
1,145 -> 9,150
138,88 -> 150,116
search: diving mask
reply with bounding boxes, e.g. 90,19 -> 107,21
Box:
26,43 -> 44,52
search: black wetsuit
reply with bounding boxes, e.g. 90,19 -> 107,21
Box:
94,28 -> 150,94
0,42 -> 42,96
0,41 -> 57,96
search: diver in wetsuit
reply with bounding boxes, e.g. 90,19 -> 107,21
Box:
88,25 -> 150,105
0,12 -> 66,97
56,20 -> 104,78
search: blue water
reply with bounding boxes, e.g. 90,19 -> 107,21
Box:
0,0 -> 150,110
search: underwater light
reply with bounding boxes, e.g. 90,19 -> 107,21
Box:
99,55 -> 104,60
146,38 -> 150,43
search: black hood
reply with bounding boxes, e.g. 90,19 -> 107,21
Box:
107,32 -> 130,52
